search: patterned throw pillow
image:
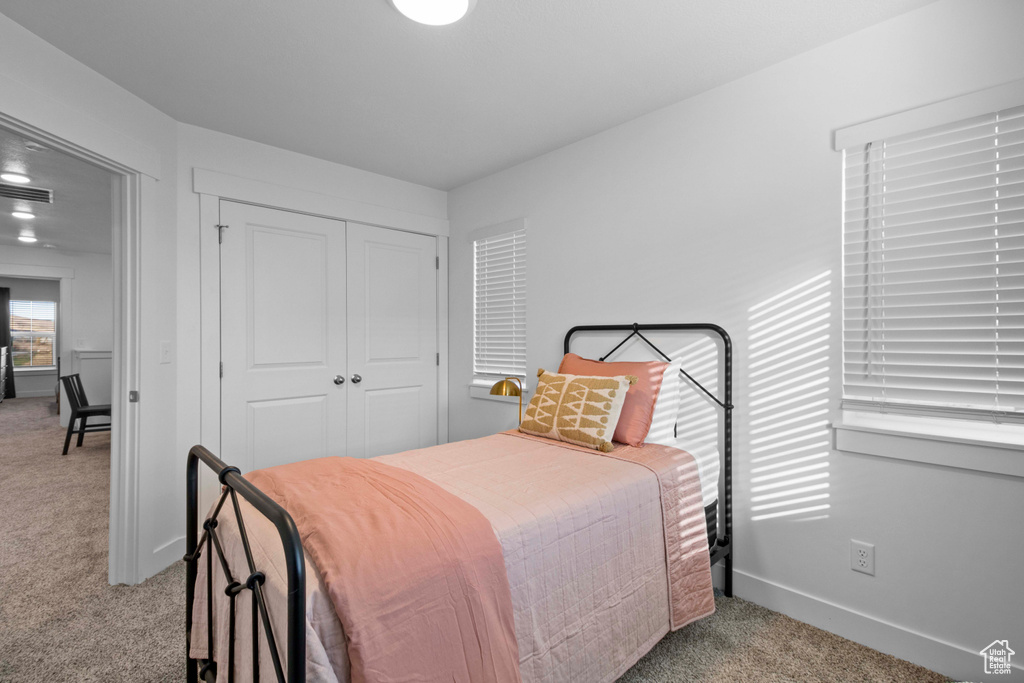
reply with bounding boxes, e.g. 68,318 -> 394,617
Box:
519,368 -> 637,452
558,353 -> 670,447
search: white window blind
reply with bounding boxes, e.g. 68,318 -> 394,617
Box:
474,228 -> 526,377
842,103 -> 1024,421
10,300 -> 57,368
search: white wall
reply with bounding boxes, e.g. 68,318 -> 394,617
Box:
447,1 -> 1024,680
0,275 -> 61,302
177,124 -> 448,222
0,250 -> 114,350
6,370 -> 53,400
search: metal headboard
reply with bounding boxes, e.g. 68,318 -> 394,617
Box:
564,322 -> 734,596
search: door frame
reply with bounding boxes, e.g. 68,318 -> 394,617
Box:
196,186 -> 449,509
0,112 -> 143,586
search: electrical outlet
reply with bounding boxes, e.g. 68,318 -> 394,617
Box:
851,540 -> 875,576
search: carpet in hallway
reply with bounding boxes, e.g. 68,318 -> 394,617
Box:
0,397 -> 183,682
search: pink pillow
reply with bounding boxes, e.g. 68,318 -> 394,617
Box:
557,353 -> 668,447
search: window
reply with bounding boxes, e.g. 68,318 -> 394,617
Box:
473,227 -> 526,379
10,300 -> 57,369
842,103 -> 1024,421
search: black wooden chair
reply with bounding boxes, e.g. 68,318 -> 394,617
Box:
60,373 -> 111,455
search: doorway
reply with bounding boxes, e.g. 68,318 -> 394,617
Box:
0,116 -> 141,585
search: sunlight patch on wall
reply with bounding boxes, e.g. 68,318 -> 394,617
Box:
748,271 -> 832,522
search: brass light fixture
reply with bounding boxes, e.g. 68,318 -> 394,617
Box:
489,376 -> 524,424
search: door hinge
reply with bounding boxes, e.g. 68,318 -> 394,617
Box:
215,224 -> 228,244
436,352 -> 440,366
128,390 -> 139,403
219,362 -> 224,378
436,255 -> 440,270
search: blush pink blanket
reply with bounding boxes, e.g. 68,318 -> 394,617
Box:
246,457 -> 522,683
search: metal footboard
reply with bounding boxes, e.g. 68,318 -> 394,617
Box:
185,445 -> 306,682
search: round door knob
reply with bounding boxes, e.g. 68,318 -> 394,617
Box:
333,375 -> 345,385
351,374 -> 362,384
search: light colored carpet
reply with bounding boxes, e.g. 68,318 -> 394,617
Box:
0,397 -> 182,682
0,396 -> 950,682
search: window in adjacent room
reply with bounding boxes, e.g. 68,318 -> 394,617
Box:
473,226 -> 526,381
841,102 -> 1024,422
10,299 -> 57,369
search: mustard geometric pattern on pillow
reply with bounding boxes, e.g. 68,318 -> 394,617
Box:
520,368 -> 637,452
521,370 -> 565,434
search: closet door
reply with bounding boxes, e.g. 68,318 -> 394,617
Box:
219,201 -> 347,472
346,223 -> 438,458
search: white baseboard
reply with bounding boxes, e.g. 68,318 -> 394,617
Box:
734,570 -> 1023,682
148,535 -> 185,579
9,390 -> 56,398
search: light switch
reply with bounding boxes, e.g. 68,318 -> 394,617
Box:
160,341 -> 173,364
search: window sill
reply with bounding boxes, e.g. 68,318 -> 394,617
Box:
469,377 -> 532,403
833,411 -> 1024,479
13,366 -> 57,374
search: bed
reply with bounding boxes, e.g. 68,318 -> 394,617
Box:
185,323 -> 734,683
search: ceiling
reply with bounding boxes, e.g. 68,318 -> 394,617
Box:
0,0 -> 936,190
0,127 -> 114,254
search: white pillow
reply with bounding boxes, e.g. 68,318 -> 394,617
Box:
693,445 -> 721,507
645,359 -> 681,445
645,359 -> 721,506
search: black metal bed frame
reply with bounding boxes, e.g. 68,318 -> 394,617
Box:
185,446 -> 306,683
564,323 -> 734,597
186,322 -> 734,682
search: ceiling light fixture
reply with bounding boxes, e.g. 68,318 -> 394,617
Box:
18,234 -> 38,243
12,211 -> 35,219
389,0 -> 475,25
1,172 -> 31,184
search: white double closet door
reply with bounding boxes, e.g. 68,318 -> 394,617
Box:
219,201 -> 438,472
